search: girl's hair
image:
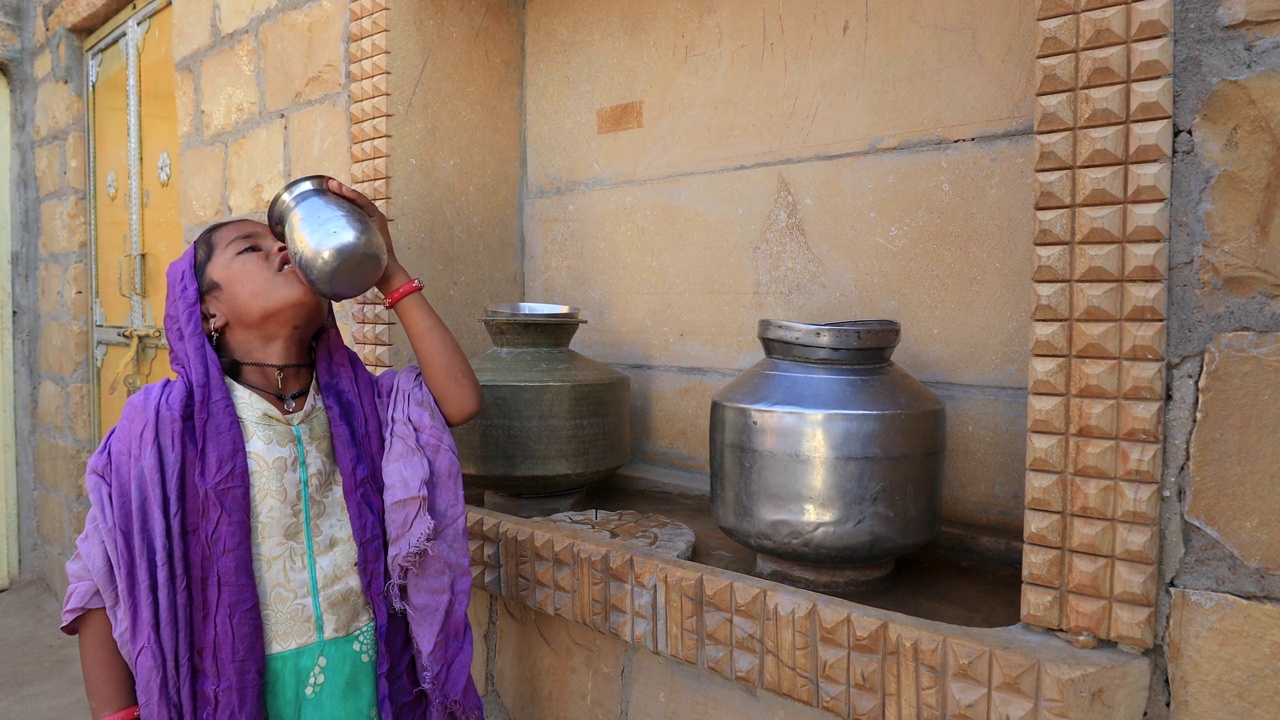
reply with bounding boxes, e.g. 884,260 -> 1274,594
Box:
192,220 -> 243,379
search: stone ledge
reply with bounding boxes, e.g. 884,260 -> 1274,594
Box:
47,0 -> 133,34
467,507 -> 1151,719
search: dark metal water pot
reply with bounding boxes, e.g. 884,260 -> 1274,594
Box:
452,303 -> 631,497
710,319 -> 945,583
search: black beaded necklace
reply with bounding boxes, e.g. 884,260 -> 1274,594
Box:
233,359 -> 314,412
235,378 -> 310,412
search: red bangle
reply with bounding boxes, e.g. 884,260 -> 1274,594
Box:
103,706 -> 140,720
382,277 -> 424,309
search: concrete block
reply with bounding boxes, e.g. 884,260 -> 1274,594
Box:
227,119 -> 284,215
524,0 -> 1035,192
179,143 -> 226,225
200,35 -> 260,136
288,100 -> 350,184
1188,332 -> 1280,572
260,0 -> 344,111
524,137 -> 1033,388
493,599 -> 627,720
1168,589 -> 1280,719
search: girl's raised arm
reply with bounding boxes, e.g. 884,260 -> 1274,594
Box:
326,179 -> 482,427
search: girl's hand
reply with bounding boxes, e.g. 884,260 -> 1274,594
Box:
325,178 -> 403,281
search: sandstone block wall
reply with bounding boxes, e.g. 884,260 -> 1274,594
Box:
1148,1 -> 1280,716
521,0 -> 1038,533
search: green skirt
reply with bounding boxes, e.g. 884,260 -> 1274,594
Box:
263,621 -> 380,719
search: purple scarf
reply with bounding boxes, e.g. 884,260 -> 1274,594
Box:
62,245 -> 482,719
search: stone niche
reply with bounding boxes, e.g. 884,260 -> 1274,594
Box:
352,0 -> 1170,716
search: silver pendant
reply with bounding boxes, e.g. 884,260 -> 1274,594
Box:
284,397 -> 297,412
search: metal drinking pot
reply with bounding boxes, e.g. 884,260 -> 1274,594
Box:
710,319 -> 946,590
267,175 -> 387,301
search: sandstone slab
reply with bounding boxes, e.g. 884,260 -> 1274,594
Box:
1188,332 -> 1280,572
217,0 -> 277,34
38,321 -> 89,379
68,383 -> 93,443
260,0 -> 343,111
65,132 -> 86,191
39,197 -> 88,255
1220,0 -> 1280,27
1168,589 -> 1280,719
627,650 -> 833,720
200,35 -> 259,136
172,0 -> 214,60
34,80 -> 82,140
493,599 -> 627,720
175,70 -> 196,139
35,436 -> 89,501
36,491 -> 70,551
1195,71 -> 1280,299
178,143 -> 225,225
34,143 -> 60,196
467,588 -> 490,695
226,120 -> 284,215
524,136 -> 1033,388
386,0 -> 524,359
524,0 -> 1034,193
35,380 -> 65,432
287,100 -> 350,183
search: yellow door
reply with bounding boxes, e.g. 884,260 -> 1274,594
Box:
0,71 -> 18,587
87,2 -> 180,437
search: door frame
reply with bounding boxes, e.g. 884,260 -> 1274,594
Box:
0,70 -> 18,588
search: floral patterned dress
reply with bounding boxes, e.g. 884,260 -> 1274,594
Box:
228,377 -> 379,719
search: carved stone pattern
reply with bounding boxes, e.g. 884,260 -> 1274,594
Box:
1026,0 -> 1172,648
348,0 -> 393,371
468,508 -> 1145,720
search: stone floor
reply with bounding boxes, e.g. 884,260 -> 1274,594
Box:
0,580 -> 89,717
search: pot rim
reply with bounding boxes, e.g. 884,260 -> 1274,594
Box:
486,302 -> 581,319
758,319 -> 901,351
267,174 -> 333,242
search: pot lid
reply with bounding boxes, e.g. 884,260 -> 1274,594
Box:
485,302 -> 581,319
758,319 -> 900,364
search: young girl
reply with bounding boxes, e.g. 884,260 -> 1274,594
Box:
61,179 -> 484,719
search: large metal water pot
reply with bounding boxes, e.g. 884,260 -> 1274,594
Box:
710,319 -> 945,590
267,175 -> 387,300
452,303 -> 631,508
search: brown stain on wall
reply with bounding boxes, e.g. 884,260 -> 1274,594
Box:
596,100 -> 644,134
753,175 -> 825,300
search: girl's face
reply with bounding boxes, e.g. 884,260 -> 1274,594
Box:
200,219 -> 329,340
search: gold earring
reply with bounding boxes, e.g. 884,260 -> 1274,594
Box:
210,319 -> 220,347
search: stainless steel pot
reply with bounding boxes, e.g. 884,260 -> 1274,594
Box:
710,319 -> 945,585
267,175 -> 387,300
452,303 -> 631,498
